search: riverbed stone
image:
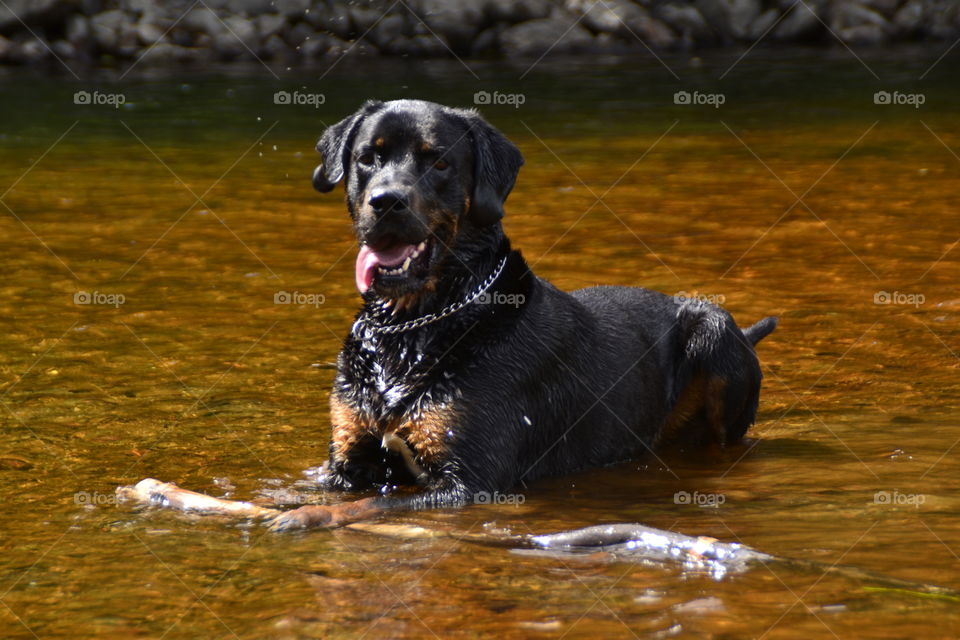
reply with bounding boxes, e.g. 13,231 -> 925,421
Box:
182,7 -> 224,35
748,7 -> 780,38
656,3 -> 714,45
570,0 -> 676,48
892,0 -> 924,33
65,14 -> 90,45
772,0 -> 822,40
256,13 -> 288,39
485,0 -> 552,24
0,0 -> 68,31
500,15 -> 596,57
136,19 -> 165,46
412,0 -> 485,48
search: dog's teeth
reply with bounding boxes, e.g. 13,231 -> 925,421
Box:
418,241 -> 426,252
402,257 -> 411,271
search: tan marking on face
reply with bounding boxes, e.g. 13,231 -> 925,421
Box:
392,406 -> 456,466
374,137 -> 385,147
330,395 -> 371,463
420,142 -> 432,153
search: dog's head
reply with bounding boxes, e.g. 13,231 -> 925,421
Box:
312,99 -> 523,301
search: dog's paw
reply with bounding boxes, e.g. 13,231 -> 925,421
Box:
267,505 -> 334,532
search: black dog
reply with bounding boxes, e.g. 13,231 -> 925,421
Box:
268,99 -> 776,530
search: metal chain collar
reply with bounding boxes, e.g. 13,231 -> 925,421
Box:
354,255 -> 509,335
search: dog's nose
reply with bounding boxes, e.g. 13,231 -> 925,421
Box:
368,189 -> 409,215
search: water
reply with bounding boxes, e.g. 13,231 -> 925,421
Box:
1,46 -> 959,638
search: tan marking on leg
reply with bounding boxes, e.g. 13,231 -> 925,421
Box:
393,406 -> 456,467
330,396 -> 371,463
660,375 -> 706,445
705,375 -> 729,446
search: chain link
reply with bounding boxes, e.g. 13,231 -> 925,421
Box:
354,255 -> 509,335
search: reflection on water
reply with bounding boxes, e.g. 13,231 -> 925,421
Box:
1,49 -> 959,638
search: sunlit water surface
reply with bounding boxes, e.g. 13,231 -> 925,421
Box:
1,48 -> 959,638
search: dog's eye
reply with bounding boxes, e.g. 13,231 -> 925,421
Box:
433,159 -> 449,171
358,151 -> 375,166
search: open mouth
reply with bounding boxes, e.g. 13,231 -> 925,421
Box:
355,238 -> 432,294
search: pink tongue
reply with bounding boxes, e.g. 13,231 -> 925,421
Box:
355,243 -> 417,293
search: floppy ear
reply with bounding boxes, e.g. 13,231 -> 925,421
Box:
312,100 -> 384,193
465,114 -> 524,226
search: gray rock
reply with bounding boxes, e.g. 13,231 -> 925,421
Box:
223,15 -> 258,46
305,1 -> 352,38
656,3 -> 714,45
726,0 -> 763,39
368,12 -> 406,49
300,33 -> 332,58
831,1 -> 889,30
838,24 -> 887,43
52,39 -> 76,59
136,20 -> 165,46
260,33 -> 291,58
892,0 -> 924,33
471,25 -> 502,55
0,0 -> 67,31
772,1 -> 821,40
182,7 -> 225,35
349,4 -> 390,34
500,15 -> 595,57
256,13 -> 288,39
223,0 -> 276,15
90,9 -> 139,53
66,14 -> 90,45
485,0 -> 552,24
861,0 -> 902,16
14,38 -> 51,63
284,21 -> 316,47
411,0 -> 485,46
748,7 -> 780,38
569,0 -> 676,48
140,41 -> 208,64
273,0 -> 310,19
693,0 -> 759,40
383,33 -> 450,56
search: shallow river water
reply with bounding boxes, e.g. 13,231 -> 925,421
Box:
1,47 -> 959,638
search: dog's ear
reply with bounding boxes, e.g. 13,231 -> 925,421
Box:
465,113 -> 524,225
312,100 -> 384,193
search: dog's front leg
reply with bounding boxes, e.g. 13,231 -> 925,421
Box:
267,480 -> 471,531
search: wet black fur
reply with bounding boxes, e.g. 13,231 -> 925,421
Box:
312,99 -> 777,512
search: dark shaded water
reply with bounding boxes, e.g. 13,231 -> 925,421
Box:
1,46 -> 959,638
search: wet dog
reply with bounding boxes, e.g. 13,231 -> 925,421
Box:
124,99 -> 776,530
267,99 -> 776,529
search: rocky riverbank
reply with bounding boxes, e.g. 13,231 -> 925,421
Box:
0,0 -> 957,67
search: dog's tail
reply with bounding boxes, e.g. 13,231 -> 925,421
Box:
743,317 -> 778,346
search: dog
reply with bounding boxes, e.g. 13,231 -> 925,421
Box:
255,99 -> 777,530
